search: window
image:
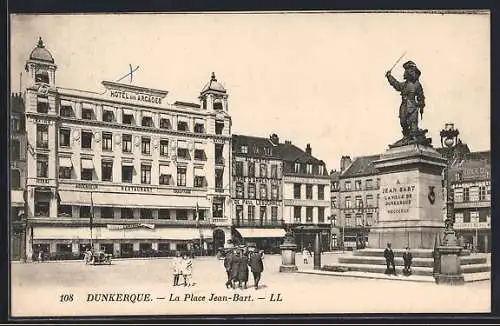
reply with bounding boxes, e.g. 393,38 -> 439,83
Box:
81,131 -> 92,149
294,184 -> 301,199
355,214 -> 363,226
318,185 -> 325,200
11,169 -> 21,188
454,212 -> 464,224
35,200 -> 50,217
58,205 -> 72,217
366,194 -> 374,207
235,182 -> 244,198
366,213 -> 373,226
248,183 -> 256,199
121,208 -> 134,219
177,120 -> 189,132
260,184 -> 267,199
241,145 -> 248,154
271,206 -> 278,221
142,117 -> 153,127
60,105 -> 73,117
355,196 -> 363,208
123,114 -> 133,125
81,167 -> 93,181
158,209 -> 170,219
36,154 -> 48,178
194,149 -> 205,161
259,206 -> 267,223
177,148 -> 189,160
102,161 -> 113,182
463,211 -> 471,223
271,185 -> 279,200
140,209 -> 153,219
122,134 -> 132,153
37,125 -> 48,148
318,207 -> 325,222
160,118 -> 171,129
80,206 -> 92,218
215,121 -> 224,135
332,196 -> 337,208
306,207 -> 313,222
345,214 -> 352,227
103,110 -> 114,122
248,206 -> 255,221
100,132 -> 112,151
318,165 -> 324,175
159,173 -> 172,185
194,176 -> 205,188
355,180 -> 362,190
469,186 -> 479,202
141,137 -> 151,155
454,187 -> 463,202
248,162 -> 255,177
479,186 -> 487,201
10,140 -> 20,161
141,165 -> 151,184
260,164 -> 267,178
194,122 -> 205,133
345,181 -> 352,191
37,100 -> 49,113
215,170 -> 223,189
212,202 -> 223,218
470,211 -> 479,223
214,100 -> 223,111
294,206 -> 302,222
59,167 -> 71,179
463,188 -> 470,202
177,167 -> 186,186
60,128 -> 70,147
101,207 -> 114,219
306,164 -> 313,174
155,140 -> 167,157
479,210 -> 487,223
294,163 -> 300,173
366,179 -> 373,189
306,185 -> 313,199
122,165 -> 133,183
345,197 -> 351,208
234,161 -> 243,176
331,215 -> 337,226
271,164 -> 278,178
196,209 -> 205,221
11,118 -> 21,134
82,109 -> 94,120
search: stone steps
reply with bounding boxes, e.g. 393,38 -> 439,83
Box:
338,255 -> 487,268
352,248 -> 471,258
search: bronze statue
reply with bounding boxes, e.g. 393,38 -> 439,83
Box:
386,61 -> 431,147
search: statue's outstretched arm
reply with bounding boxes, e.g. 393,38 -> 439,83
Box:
386,73 -> 404,91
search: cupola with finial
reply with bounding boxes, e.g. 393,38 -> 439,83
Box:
24,36 -> 57,86
199,72 -> 228,112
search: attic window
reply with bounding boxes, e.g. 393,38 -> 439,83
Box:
294,163 -> 300,173
241,145 -> 248,154
213,99 -> 223,111
35,71 -> 49,84
318,165 -> 324,175
306,164 -> 313,174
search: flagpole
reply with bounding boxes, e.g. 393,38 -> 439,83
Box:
90,191 -> 94,251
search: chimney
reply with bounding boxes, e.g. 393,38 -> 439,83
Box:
269,133 -> 279,145
340,156 -> 352,172
306,144 -> 311,155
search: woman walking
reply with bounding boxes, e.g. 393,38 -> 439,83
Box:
172,251 -> 182,286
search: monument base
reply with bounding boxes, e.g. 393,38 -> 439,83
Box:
435,274 -> 465,285
280,243 -> 298,273
368,222 -> 443,249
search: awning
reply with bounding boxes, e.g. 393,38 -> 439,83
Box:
11,190 -> 24,206
82,102 -> 95,110
159,165 -> 170,175
236,228 -> 286,238
123,108 -> 134,116
37,97 -> 48,103
81,159 -> 94,169
90,192 -> 209,209
59,157 -> 73,168
142,111 -> 152,118
195,118 -> 205,125
194,168 -> 205,177
195,142 -> 205,150
58,191 -> 92,205
122,161 -> 135,167
60,100 -> 73,107
177,116 -> 188,123
177,140 -> 188,148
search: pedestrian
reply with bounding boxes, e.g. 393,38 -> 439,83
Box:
238,248 -> 250,289
384,242 -> 396,275
38,250 -> 43,262
403,247 -> 413,276
230,249 -> 242,289
248,248 -> 264,290
302,248 -> 310,264
181,252 -> 193,286
172,251 -> 182,286
223,249 -> 234,289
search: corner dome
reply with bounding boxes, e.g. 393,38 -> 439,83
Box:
29,37 -> 54,63
201,72 -> 226,93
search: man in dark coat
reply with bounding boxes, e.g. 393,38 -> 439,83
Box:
238,250 -> 250,289
224,249 -> 234,288
383,242 -> 396,275
248,249 -> 264,290
403,247 -> 413,276
230,250 -> 242,289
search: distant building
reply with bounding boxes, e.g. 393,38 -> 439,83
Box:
329,169 -> 340,249
231,133 -> 284,253
281,142 -> 331,251
337,155 -> 380,250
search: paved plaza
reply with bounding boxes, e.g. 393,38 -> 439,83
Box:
11,253 -> 490,317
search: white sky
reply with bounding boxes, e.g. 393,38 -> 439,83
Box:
10,12 -> 490,171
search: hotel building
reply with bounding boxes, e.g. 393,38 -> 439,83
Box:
19,38 -> 232,260
231,134 -> 285,253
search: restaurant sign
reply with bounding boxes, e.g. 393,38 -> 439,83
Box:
107,223 -> 155,230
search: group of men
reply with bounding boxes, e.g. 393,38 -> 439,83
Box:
223,246 -> 264,290
384,242 -> 413,276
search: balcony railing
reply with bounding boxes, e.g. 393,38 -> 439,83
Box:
233,219 -> 284,227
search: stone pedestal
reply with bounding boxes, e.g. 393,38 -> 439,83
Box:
313,232 -> 321,270
280,243 -> 298,272
435,245 -> 465,285
368,144 -> 447,249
